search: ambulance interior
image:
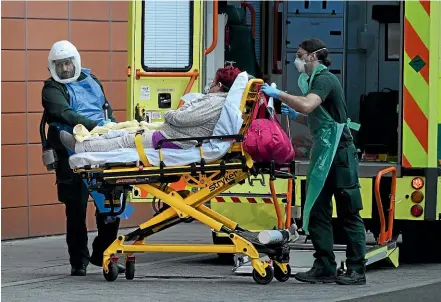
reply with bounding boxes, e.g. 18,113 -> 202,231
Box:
217,1 -> 402,173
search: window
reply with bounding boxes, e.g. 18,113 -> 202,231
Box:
141,0 -> 193,71
386,23 -> 400,61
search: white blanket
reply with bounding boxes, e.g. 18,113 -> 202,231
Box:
68,71 -> 249,169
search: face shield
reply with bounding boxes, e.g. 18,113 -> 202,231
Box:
48,40 -> 81,84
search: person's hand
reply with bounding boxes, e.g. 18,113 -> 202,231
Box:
281,103 -> 299,120
97,119 -> 111,127
260,83 -> 281,98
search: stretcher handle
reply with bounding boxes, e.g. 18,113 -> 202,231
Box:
96,192 -> 127,218
374,166 -> 397,245
241,1 -> 256,39
272,1 -> 283,74
205,0 -> 218,56
155,134 -> 243,149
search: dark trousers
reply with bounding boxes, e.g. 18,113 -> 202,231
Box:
48,126 -> 120,268
56,154 -> 119,268
308,143 -> 367,274
64,194 -> 120,267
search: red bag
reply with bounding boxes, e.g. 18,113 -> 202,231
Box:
243,93 -> 295,164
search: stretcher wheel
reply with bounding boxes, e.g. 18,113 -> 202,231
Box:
103,262 -> 119,282
273,264 -> 291,282
252,266 -> 274,285
125,260 -> 135,280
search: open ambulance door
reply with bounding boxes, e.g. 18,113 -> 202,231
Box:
127,0 -> 205,201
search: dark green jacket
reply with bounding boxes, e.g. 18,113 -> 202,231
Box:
42,72 -> 117,131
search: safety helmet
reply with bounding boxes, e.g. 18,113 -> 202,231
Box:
47,40 -> 81,84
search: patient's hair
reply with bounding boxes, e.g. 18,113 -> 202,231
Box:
215,66 -> 241,92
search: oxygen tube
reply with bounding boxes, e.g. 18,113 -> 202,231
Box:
258,224 -> 299,245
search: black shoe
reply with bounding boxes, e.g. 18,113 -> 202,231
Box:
71,264 -> 87,276
336,270 -> 366,285
293,267 -> 336,284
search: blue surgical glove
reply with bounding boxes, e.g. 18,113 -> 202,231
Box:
260,83 -> 281,99
281,103 -> 299,120
97,119 -> 111,127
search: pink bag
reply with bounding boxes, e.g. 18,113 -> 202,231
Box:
243,93 -> 295,164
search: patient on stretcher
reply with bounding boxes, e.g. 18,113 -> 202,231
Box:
60,66 -> 242,153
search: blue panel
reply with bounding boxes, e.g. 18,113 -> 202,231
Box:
327,53 -> 343,84
345,53 -> 366,121
286,17 -> 344,50
288,0 -> 344,15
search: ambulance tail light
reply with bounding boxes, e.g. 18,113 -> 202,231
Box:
411,177 -> 424,190
410,204 -> 423,217
411,191 -> 424,203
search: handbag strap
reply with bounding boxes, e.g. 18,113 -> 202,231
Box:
251,92 -> 285,126
251,93 -> 267,120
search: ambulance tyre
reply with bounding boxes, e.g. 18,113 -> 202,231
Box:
274,264 -> 291,282
401,221 -> 441,263
252,266 -> 274,285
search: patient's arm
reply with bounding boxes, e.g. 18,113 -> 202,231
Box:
164,94 -> 224,127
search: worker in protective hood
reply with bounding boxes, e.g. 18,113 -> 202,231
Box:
42,40 -> 125,276
260,38 -> 366,286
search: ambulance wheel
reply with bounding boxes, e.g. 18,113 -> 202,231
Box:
252,266 -> 274,285
103,263 -> 119,282
125,260 -> 135,280
274,264 -> 291,282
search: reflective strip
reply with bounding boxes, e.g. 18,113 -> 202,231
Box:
403,86 -> 429,152
403,1 -> 431,168
403,52 -> 429,118
403,121 -> 427,167
214,196 -> 283,204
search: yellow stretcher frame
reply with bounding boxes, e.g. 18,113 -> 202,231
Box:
74,79 -> 295,285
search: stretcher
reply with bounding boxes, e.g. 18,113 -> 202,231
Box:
69,72 -> 297,284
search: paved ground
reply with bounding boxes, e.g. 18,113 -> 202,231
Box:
2,222 -> 441,302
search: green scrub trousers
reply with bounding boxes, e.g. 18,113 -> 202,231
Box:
308,142 -> 366,275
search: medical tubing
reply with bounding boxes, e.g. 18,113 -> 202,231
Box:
270,179 -> 283,229
40,110 -> 48,147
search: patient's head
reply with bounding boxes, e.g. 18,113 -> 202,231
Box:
208,66 -> 241,93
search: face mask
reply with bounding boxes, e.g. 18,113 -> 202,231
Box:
297,47 -> 327,75
203,79 -> 214,94
294,58 -> 305,73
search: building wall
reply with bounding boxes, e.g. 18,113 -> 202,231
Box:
1,1 -> 152,240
